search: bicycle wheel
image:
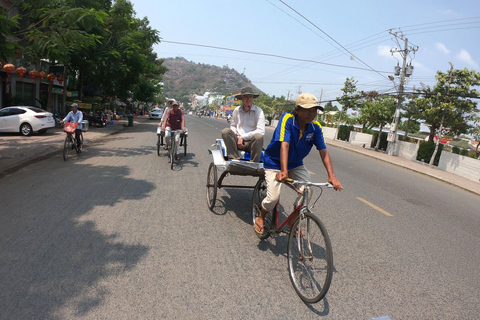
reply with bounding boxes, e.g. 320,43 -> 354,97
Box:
170,138 -> 176,170
63,135 -> 70,161
206,162 -> 217,210
251,178 -> 274,240
157,136 -> 161,156
183,135 -> 187,156
287,212 -> 333,303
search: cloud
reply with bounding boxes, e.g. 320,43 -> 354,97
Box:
457,49 -> 479,69
377,45 -> 401,60
436,42 -> 450,55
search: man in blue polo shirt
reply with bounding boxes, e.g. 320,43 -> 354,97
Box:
254,93 -> 343,235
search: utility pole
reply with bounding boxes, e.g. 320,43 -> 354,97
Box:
387,31 -> 418,156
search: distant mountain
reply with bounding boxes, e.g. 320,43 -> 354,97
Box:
161,57 -> 262,104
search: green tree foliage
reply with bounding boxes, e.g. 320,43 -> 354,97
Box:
0,10 -> 19,61
416,67 -> 480,142
3,0 -> 165,106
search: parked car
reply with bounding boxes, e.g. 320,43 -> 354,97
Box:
149,109 -> 163,120
0,106 -> 55,136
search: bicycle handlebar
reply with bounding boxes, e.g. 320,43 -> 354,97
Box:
283,178 -> 333,190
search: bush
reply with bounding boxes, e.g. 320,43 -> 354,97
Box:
416,141 -> 443,166
468,151 -> 477,159
460,149 -> 469,156
452,146 -> 460,154
337,125 -> 354,141
371,132 -> 388,151
362,128 -> 374,135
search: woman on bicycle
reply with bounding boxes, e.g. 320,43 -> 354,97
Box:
254,93 -> 343,235
161,100 -> 186,160
60,103 -> 83,151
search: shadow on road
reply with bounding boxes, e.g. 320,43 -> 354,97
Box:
0,163 -> 153,319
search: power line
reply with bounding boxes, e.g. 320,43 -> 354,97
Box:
161,40 -> 391,73
276,0 -> 389,81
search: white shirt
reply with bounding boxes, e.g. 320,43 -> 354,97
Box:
63,110 -> 83,130
230,103 -> 265,141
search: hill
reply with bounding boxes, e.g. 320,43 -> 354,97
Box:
161,57 -> 262,105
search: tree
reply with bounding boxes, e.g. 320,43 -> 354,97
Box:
468,114 -> 480,159
335,77 -> 358,138
358,93 -> 396,151
0,9 -> 19,61
417,66 -> 480,142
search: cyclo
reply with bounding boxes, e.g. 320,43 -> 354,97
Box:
207,139 -> 334,303
156,127 -> 188,170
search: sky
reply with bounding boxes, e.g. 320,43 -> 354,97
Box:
130,0 -> 480,104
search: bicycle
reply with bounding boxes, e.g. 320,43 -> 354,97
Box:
251,178 -> 334,303
63,121 -> 83,161
157,128 -> 188,170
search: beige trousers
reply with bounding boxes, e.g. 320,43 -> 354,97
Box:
261,165 -> 310,212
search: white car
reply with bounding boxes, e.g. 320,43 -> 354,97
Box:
149,109 -> 163,120
0,106 -> 55,136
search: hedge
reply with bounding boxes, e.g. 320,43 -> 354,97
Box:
416,141 -> 443,166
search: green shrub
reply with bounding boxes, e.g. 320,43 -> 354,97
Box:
452,146 -> 460,154
371,132 -> 388,150
362,128 -> 374,135
337,125 -> 354,141
416,141 -> 443,166
460,149 -> 469,156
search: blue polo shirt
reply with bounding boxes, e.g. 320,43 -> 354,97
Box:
263,112 -> 326,170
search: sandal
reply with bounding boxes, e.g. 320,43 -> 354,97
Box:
254,216 -> 264,235
175,154 -> 180,161
163,146 -> 168,150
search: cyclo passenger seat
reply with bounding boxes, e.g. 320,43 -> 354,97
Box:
216,139 -> 264,162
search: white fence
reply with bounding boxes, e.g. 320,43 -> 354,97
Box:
348,131 -> 372,147
438,152 -> 480,182
270,122 -> 480,183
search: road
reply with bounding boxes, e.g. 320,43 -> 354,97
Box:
0,115 -> 479,319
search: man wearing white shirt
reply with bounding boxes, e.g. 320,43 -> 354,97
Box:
221,87 -> 265,162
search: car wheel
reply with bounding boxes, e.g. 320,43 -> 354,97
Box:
20,123 -> 33,136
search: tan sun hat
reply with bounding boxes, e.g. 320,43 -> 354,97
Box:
234,86 -> 259,100
166,99 -> 176,106
295,93 -> 323,111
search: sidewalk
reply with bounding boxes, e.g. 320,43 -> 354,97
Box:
1,117 -> 479,195
0,117 -> 136,178
325,138 -> 480,196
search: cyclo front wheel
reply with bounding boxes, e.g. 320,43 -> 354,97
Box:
251,178 -> 274,240
63,135 -> 71,161
206,162 -> 217,210
287,211 -> 333,303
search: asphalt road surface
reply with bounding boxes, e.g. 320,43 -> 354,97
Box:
0,115 -> 479,319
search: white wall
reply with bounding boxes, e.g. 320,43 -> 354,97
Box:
349,131 -> 372,147
438,152 -> 480,182
322,127 -> 336,140
395,140 -> 419,161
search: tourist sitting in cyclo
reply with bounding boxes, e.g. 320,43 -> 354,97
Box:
160,100 -> 186,160
221,86 -> 265,162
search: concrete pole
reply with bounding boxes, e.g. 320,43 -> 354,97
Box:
388,37 -> 408,156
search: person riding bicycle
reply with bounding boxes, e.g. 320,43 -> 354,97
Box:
160,100 -> 186,160
60,103 -> 83,151
221,86 -> 265,162
254,93 -> 343,235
